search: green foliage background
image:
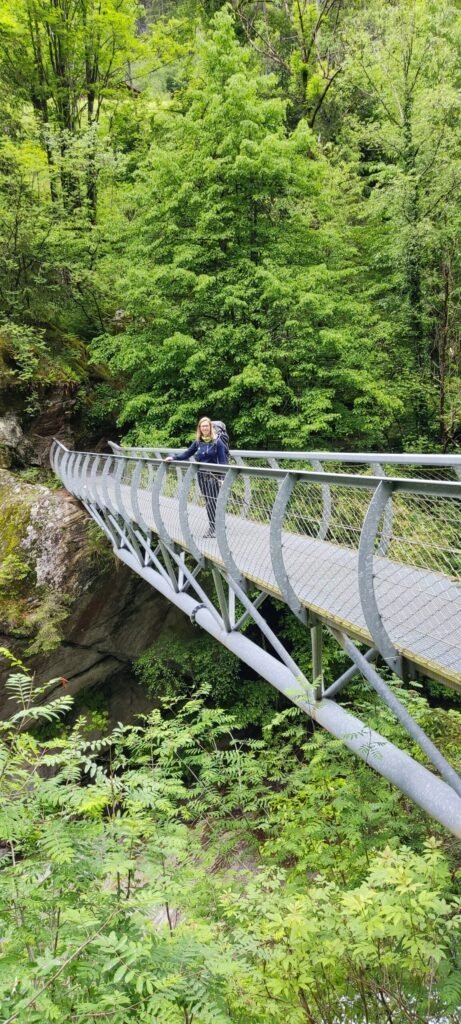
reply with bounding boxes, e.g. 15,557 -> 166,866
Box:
0,660 -> 461,1023
1,0 -> 461,450
2,0 -> 461,1018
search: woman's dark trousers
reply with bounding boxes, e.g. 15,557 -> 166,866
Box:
198,470 -> 220,527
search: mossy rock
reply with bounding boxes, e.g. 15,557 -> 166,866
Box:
0,470 -> 39,628
0,469 -> 83,652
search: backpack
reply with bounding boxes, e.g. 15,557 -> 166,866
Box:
212,420 -> 230,460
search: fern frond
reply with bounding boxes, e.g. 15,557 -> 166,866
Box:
9,694 -> 74,725
439,971 -> 461,1010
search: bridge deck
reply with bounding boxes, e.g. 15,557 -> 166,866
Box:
119,485 -> 461,691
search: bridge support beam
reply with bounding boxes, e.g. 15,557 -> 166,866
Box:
115,545 -> 461,839
310,621 -> 324,700
331,629 -> 461,799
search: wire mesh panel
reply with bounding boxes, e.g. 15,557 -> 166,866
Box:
223,472 -> 280,592
157,462 -> 188,545
373,491 -> 461,681
183,466 -> 219,554
380,462 -> 459,482
281,479 -> 373,636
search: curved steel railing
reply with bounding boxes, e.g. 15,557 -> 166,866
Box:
108,443 -> 461,557
51,440 -> 461,690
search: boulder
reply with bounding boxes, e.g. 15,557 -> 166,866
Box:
0,414 -> 32,468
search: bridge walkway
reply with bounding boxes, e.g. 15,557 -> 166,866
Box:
118,485 -> 461,689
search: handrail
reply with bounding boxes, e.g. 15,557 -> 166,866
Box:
50,438 -> 461,684
51,440 -> 461,499
107,440 -> 461,467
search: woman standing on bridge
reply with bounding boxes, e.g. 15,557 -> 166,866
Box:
165,416 -> 228,538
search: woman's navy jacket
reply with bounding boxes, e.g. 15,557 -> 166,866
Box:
172,438 -> 227,465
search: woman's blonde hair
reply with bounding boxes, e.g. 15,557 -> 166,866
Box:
196,416 -> 216,441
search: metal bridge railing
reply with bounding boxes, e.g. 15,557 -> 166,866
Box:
51,441 -> 461,690
108,443 -> 461,558
108,441 -> 461,477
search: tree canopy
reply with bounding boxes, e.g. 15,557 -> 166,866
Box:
1,0 -> 460,449
2,1 -> 461,1015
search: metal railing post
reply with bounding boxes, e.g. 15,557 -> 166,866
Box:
269,473 -> 307,623
358,480 -> 403,678
310,620 -> 324,700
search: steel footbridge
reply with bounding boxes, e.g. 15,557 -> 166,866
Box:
51,441 -> 461,837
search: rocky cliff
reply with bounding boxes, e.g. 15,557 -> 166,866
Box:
0,465 -> 187,723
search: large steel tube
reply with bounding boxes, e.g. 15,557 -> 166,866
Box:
115,545 -> 461,838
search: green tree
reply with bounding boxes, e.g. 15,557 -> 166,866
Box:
337,0 -> 461,447
233,0 -> 351,131
94,9 -> 403,449
0,0 -> 141,216
1,670 -> 461,1022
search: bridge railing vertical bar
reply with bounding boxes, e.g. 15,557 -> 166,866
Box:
151,460 -> 175,549
148,460 -> 181,592
357,479 -> 403,677
113,456 -> 129,523
213,466 -> 313,685
372,462 -> 393,556
54,443 -> 65,485
269,473 -> 307,623
88,455 -> 103,505
150,460 -> 226,624
215,467 -> 248,588
99,454 -> 130,554
100,455 -> 120,520
109,458 -> 137,554
85,455 -> 118,547
178,462 -> 203,563
78,454 -> 91,501
129,460 -> 147,532
71,452 -> 84,497
49,441 -> 57,478
128,460 -> 168,575
61,449 -> 76,494
100,456 -> 131,552
114,458 -> 147,563
165,461 -> 187,546
56,446 -> 69,489
233,454 -> 252,514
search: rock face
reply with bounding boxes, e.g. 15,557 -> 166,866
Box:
0,414 -> 32,468
0,469 -> 187,723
